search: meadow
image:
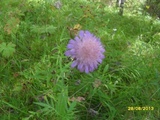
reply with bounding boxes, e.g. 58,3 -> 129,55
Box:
0,0 -> 160,120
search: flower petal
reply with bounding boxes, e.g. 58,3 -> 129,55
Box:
78,63 -> 83,70
75,36 -> 81,42
69,39 -> 75,44
79,30 -> 85,38
67,44 -> 74,49
97,58 -> 102,63
84,65 -> 89,73
71,61 -> 78,68
65,51 -> 71,56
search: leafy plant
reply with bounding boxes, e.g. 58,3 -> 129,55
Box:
0,42 -> 16,58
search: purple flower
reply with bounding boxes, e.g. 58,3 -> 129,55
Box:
65,30 -> 105,73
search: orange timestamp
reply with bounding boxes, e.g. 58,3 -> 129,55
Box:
128,106 -> 154,111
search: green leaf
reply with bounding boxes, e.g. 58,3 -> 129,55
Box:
103,64 -> 109,74
68,101 -> 77,113
0,42 -> 16,58
0,42 -> 6,53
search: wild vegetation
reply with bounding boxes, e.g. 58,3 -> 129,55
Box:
0,0 -> 160,120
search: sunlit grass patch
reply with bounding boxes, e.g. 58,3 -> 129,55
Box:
128,39 -> 154,57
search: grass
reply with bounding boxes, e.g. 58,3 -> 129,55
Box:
0,0 -> 160,120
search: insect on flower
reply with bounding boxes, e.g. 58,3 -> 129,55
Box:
67,24 -> 82,38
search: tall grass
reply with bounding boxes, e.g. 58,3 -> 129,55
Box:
0,0 -> 160,120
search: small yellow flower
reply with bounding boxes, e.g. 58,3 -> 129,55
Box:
146,5 -> 150,9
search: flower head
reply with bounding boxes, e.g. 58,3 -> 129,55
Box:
65,30 -> 105,73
